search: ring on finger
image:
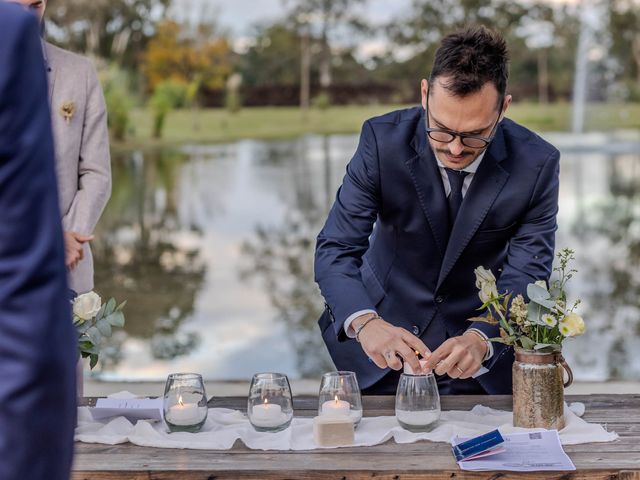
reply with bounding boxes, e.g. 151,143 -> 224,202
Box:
455,366 -> 465,375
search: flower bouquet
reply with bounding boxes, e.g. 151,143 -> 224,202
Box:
73,291 -> 126,370
470,248 -> 584,429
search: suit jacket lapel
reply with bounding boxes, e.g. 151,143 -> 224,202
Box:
437,125 -> 510,289
405,110 -> 449,257
44,43 -> 56,108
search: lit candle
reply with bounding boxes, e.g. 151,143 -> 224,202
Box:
321,395 -> 350,417
167,395 -> 201,426
251,399 -> 286,427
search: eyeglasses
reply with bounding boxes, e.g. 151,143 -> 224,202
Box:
425,95 -> 502,149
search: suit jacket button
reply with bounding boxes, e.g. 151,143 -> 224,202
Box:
435,296 -> 444,304
412,325 -> 419,335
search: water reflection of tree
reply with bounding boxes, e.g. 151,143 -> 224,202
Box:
579,153 -> 640,380
92,149 -> 206,370
241,136 -> 335,377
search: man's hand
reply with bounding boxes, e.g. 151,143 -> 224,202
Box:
423,331 -> 488,379
353,313 -> 430,374
63,232 -> 94,271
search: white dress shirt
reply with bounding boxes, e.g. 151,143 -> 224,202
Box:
343,149 -> 493,361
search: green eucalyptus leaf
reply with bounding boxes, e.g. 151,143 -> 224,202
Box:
76,322 -> 91,334
105,298 -> 117,316
96,319 -> 112,337
527,302 -> 551,325
527,284 -> 556,309
86,326 -> 102,345
107,311 -> 125,327
94,302 -> 107,321
117,300 -> 127,311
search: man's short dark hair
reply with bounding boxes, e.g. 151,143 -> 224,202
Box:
429,25 -> 509,109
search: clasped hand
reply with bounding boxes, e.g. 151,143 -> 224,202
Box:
353,314 -> 487,378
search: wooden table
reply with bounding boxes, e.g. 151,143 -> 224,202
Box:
73,394 -> 640,479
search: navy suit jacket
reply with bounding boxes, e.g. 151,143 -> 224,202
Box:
0,5 -> 77,480
315,106 -> 559,394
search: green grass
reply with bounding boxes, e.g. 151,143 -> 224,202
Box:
118,102 -> 640,148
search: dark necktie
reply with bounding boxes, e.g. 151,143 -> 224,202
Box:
445,168 -> 469,228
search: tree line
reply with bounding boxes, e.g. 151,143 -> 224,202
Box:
45,0 -> 640,138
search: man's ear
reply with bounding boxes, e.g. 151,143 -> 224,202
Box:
501,94 -> 513,120
421,79 -> 429,110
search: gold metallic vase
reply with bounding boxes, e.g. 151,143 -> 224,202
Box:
512,348 -> 573,430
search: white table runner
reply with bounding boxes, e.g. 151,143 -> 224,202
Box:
76,396 -> 617,451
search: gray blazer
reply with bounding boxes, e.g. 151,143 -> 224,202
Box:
45,42 -> 112,294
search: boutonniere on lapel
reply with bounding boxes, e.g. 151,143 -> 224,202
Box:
59,101 -> 76,125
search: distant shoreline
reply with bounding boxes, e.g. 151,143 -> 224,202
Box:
112,102 -> 640,150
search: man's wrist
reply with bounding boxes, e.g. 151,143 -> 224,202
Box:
354,313 -> 381,343
344,309 -> 377,338
464,328 -> 491,361
352,312 -> 378,330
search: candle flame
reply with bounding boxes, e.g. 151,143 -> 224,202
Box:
178,395 -> 184,407
334,395 -> 339,403
264,398 -> 268,405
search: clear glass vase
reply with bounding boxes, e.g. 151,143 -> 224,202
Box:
395,371 -> 440,432
512,347 -> 573,430
247,373 -> 294,432
318,371 -> 363,426
163,373 -> 208,433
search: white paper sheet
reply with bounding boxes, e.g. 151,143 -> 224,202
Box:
455,430 -> 576,471
90,398 -> 163,422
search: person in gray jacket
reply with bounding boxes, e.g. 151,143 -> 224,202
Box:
13,0 -> 112,295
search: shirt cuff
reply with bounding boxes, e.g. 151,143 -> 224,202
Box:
344,309 -> 377,338
467,327 -> 494,361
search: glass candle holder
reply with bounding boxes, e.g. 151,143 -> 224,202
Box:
318,371 -> 363,426
395,371 -> 440,432
163,373 -> 208,433
247,373 -> 293,432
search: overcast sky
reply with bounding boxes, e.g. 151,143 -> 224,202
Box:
169,0 -> 584,37
170,0 -> 413,37
168,0 -> 586,61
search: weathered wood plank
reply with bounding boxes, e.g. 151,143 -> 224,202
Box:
74,395 -> 640,478
72,449 -> 640,470
72,471 -> 638,480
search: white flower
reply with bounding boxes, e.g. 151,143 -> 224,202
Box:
474,266 -> 496,289
73,291 -> 102,321
559,313 -> 585,337
475,266 -> 498,304
541,313 -> 557,327
478,281 -> 499,304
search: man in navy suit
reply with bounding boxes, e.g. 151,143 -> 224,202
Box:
315,26 -> 559,395
0,3 -> 77,479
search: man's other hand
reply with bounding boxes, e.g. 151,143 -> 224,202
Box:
423,331 -> 488,379
63,231 -> 93,270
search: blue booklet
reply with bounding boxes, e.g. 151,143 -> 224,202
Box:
452,429 -> 505,462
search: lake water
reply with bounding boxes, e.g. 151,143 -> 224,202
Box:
92,131 -> 640,382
